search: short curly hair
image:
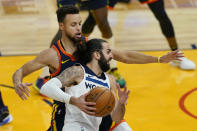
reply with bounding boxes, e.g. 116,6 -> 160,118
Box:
56,5 -> 79,23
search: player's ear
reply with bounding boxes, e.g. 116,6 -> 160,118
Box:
59,22 -> 64,31
93,51 -> 101,60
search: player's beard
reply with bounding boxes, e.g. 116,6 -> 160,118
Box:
66,33 -> 81,47
98,52 -> 111,72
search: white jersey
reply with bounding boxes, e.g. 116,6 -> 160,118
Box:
63,64 -> 111,131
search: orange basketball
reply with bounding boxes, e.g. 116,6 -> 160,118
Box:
85,86 -> 115,117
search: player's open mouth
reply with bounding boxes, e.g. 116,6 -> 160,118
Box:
76,33 -> 81,38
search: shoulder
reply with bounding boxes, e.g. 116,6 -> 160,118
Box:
38,48 -> 57,57
35,48 -> 57,63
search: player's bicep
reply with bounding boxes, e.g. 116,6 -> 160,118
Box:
22,49 -> 55,76
21,59 -> 44,77
22,54 -> 49,77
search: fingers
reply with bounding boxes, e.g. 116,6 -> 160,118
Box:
24,83 -> 32,92
123,86 -> 127,92
117,83 -> 121,92
15,88 -> 27,100
82,103 -> 96,116
14,83 -> 32,100
162,50 -> 185,63
83,109 -> 96,116
176,52 -> 184,55
16,85 -> 28,100
20,83 -> 30,97
124,89 -> 130,99
85,105 -> 96,111
123,88 -> 130,100
85,102 -> 96,106
116,83 -> 120,89
175,58 -> 182,61
127,90 -> 130,95
171,49 -> 179,54
176,55 -> 184,58
123,91 -> 130,104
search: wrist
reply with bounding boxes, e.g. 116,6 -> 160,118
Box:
15,81 -> 22,87
118,99 -> 126,105
69,96 -> 77,105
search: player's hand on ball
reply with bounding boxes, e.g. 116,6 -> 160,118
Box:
70,92 -> 96,116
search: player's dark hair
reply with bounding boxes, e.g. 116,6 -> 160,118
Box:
74,39 -> 107,64
56,5 -> 79,23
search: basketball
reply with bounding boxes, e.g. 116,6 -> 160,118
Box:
85,86 -> 115,117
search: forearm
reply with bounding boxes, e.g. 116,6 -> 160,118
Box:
40,78 -> 71,104
128,51 -> 158,64
120,51 -> 158,64
111,101 -> 125,123
112,48 -> 159,64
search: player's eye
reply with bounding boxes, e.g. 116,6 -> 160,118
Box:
71,23 -> 76,26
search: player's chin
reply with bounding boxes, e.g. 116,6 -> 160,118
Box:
74,36 -> 81,41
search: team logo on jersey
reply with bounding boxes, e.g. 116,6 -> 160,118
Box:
85,82 -> 96,89
85,77 -> 109,89
61,59 -> 70,64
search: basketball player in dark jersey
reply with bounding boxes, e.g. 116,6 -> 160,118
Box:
12,5 -> 183,131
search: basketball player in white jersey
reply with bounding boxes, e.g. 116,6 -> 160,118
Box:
41,38 -> 131,131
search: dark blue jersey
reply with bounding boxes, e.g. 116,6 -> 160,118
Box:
50,40 -> 77,77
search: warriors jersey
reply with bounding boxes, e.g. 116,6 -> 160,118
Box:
63,64 -> 111,131
51,40 -> 77,77
51,36 -> 88,77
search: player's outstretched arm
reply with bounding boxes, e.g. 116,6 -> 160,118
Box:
12,48 -> 55,100
108,75 -> 130,123
112,48 -> 183,64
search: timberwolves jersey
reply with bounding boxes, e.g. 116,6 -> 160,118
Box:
64,64 -> 111,131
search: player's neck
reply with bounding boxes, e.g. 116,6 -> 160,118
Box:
87,61 -> 102,77
61,37 -> 76,54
